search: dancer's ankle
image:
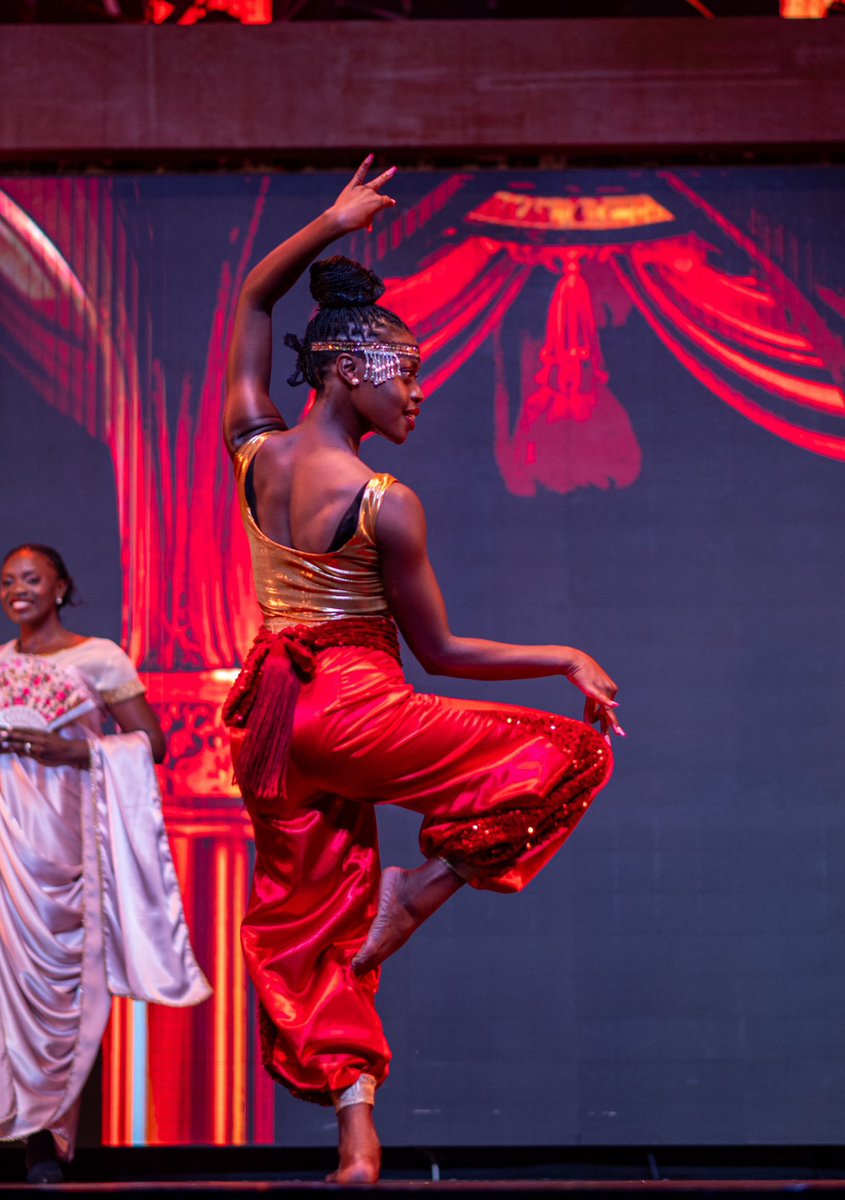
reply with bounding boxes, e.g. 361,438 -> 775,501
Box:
333,1073 -> 376,1112
405,857 -> 464,918
329,1075 -> 381,1184
352,860 -> 464,975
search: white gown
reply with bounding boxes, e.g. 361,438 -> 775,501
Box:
0,638 -> 211,1157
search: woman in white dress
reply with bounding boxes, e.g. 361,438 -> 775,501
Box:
0,544 -> 210,1182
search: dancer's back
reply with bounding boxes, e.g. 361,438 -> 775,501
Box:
243,425 -> 375,556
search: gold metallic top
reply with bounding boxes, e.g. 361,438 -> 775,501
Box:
235,432 -> 396,629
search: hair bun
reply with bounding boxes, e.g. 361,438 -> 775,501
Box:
310,255 -> 386,309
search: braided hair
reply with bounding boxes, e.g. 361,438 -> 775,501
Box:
285,255 -> 412,390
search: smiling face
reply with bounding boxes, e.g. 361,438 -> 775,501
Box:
0,549 -> 67,629
350,331 -> 424,446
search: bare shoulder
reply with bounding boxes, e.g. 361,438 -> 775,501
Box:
252,427 -> 299,486
226,415 -> 288,460
256,426 -> 299,462
376,482 -> 427,551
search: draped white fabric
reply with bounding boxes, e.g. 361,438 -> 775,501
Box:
0,642 -> 210,1157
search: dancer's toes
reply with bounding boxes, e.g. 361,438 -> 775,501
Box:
351,866 -> 416,975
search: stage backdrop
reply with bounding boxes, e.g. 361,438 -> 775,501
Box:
1,167 -> 844,1148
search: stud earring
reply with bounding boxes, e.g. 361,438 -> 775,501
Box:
351,378 -> 360,386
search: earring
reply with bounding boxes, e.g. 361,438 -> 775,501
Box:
351,378 -> 360,386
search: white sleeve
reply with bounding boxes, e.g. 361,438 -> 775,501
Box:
86,640 -> 146,706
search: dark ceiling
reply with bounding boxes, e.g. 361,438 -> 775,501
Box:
5,0 -> 785,21
282,1 -> 777,13
274,1 -> 779,15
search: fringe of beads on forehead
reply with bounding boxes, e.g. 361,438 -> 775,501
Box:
309,340 -> 421,387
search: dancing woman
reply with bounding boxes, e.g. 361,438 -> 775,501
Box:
223,158 -> 623,1184
0,544 -> 210,1181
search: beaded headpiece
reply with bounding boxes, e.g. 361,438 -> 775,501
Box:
310,340 -> 421,387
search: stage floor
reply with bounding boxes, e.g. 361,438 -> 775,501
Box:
4,1147 -> 845,1195
4,1183 -> 845,1198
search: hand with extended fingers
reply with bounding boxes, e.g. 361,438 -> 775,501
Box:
564,650 -> 626,741
328,154 -> 398,235
0,726 -> 90,768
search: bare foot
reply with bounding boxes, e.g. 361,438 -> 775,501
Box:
326,1103 -> 381,1184
351,860 -> 464,976
351,866 -> 414,976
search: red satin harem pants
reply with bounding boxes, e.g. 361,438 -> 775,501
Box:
239,646 -> 613,1105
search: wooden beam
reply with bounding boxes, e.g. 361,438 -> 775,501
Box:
1,18 -> 843,163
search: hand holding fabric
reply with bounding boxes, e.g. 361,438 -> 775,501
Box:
0,726 -> 89,767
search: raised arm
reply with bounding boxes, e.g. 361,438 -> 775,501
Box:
377,485 -> 624,738
224,156 -> 397,456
